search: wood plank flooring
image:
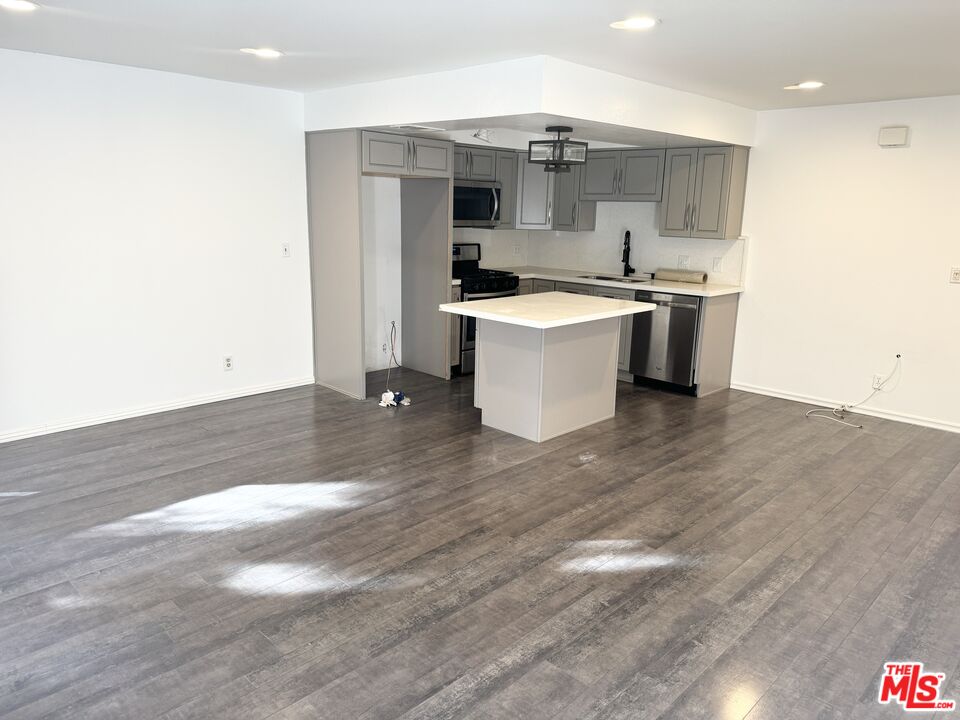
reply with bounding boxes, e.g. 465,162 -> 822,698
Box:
1,369 -> 959,719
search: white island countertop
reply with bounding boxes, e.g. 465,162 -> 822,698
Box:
440,291 -> 654,329
492,266 -> 743,298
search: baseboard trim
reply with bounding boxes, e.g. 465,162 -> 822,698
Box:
0,377 -> 316,444
730,382 -> 960,435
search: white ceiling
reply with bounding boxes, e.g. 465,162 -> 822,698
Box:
2,0 -> 959,110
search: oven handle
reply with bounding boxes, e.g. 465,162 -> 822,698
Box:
463,289 -> 518,300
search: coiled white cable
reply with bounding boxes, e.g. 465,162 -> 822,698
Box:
805,354 -> 901,429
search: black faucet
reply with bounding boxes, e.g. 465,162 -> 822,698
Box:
621,230 -> 635,277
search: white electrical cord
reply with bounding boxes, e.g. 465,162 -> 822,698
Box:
384,321 -> 399,393
805,354 -> 901,429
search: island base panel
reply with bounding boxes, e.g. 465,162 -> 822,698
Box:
476,317 -> 619,442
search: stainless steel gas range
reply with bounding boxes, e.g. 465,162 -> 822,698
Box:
451,243 -> 519,374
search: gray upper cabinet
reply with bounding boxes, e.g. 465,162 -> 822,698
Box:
453,145 -> 497,181
660,145 -> 749,239
518,155 -> 596,232
659,149 -> 698,236
580,149 -> 664,202
361,131 -> 410,175
361,131 -> 452,178
495,151 -> 517,230
620,150 -> 665,202
409,137 -> 454,178
516,151 -> 554,230
580,151 -> 621,200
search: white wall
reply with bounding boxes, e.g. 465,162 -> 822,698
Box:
0,50 -> 314,442
734,95 -> 960,432
362,177 -> 403,371
525,203 -> 746,285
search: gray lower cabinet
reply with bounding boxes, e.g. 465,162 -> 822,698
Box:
555,281 -> 594,295
517,154 -> 596,231
533,279 -> 556,293
593,287 -> 634,372
454,145 -> 497,181
659,146 -> 749,239
517,279 -> 533,295
580,149 -> 664,202
495,151 -> 517,229
361,131 -> 453,178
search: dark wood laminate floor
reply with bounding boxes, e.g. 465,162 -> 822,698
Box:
1,370 -> 959,720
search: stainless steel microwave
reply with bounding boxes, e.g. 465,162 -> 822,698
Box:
453,180 -> 501,228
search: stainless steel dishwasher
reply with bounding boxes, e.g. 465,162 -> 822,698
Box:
629,291 -> 701,387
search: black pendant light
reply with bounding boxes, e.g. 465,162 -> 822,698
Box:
528,126 -> 588,173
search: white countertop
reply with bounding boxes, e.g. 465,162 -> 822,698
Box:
440,291 -> 654,329
493,266 -> 744,297
452,279 -> 461,286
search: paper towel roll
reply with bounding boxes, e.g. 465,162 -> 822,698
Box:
654,268 -> 708,284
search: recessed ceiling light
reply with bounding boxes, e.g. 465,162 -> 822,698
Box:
784,80 -> 825,90
0,0 -> 39,11
240,47 -> 284,59
610,16 -> 658,30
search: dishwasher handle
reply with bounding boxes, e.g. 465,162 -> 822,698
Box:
635,291 -> 700,310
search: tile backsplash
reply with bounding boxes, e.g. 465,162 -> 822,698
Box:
454,203 -> 745,285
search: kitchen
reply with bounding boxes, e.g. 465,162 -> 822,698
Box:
309,125 -> 747,439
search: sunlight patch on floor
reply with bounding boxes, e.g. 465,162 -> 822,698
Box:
220,562 -> 349,596
0,491 -> 39,497
558,539 -> 691,574
82,482 -> 363,536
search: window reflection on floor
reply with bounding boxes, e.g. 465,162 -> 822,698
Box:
559,539 -> 692,573
82,482 -> 363,536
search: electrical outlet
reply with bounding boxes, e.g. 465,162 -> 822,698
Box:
712,257 -> 723,272
678,255 -> 690,269
382,343 -> 387,355
281,243 -> 291,258
513,246 -> 521,256
872,373 -> 885,390
223,356 -> 234,372
951,267 -> 960,283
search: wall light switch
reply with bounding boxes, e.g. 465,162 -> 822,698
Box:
281,243 -> 291,258
678,255 -> 690,269
951,267 -> 960,284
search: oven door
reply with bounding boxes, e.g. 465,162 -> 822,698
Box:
460,288 -> 517,374
453,182 -> 501,228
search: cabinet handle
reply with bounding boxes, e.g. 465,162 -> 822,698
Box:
683,203 -> 690,230
619,167 -> 624,194
572,201 -> 577,226
407,139 -> 413,174
467,151 -> 472,178
691,203 -> 696,231
413,142 -> 418,172
547,199 -> 552,227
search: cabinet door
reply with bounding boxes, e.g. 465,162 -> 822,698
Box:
533,279 -> 556,293
555,282 -> 595,295
467,148 -> 497,181
691,146 -> 732,238
453,146 -> 468,179
553,166 -> 581,232
659,148 -> 698,237
594,287 -> 635,371
495,151 -> 517,229
516,153 -> 554,230
620,149 -> 665,202
580,151 -> 621,201
361,131 -> 409,174
410,138 -> 453,178
517,279 -> 533,295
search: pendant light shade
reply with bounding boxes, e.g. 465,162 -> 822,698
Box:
528,126 -> 588,173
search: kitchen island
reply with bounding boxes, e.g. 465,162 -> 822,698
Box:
439,292 -> 654,442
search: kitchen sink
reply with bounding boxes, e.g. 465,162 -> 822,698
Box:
578,275 -> 650,284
